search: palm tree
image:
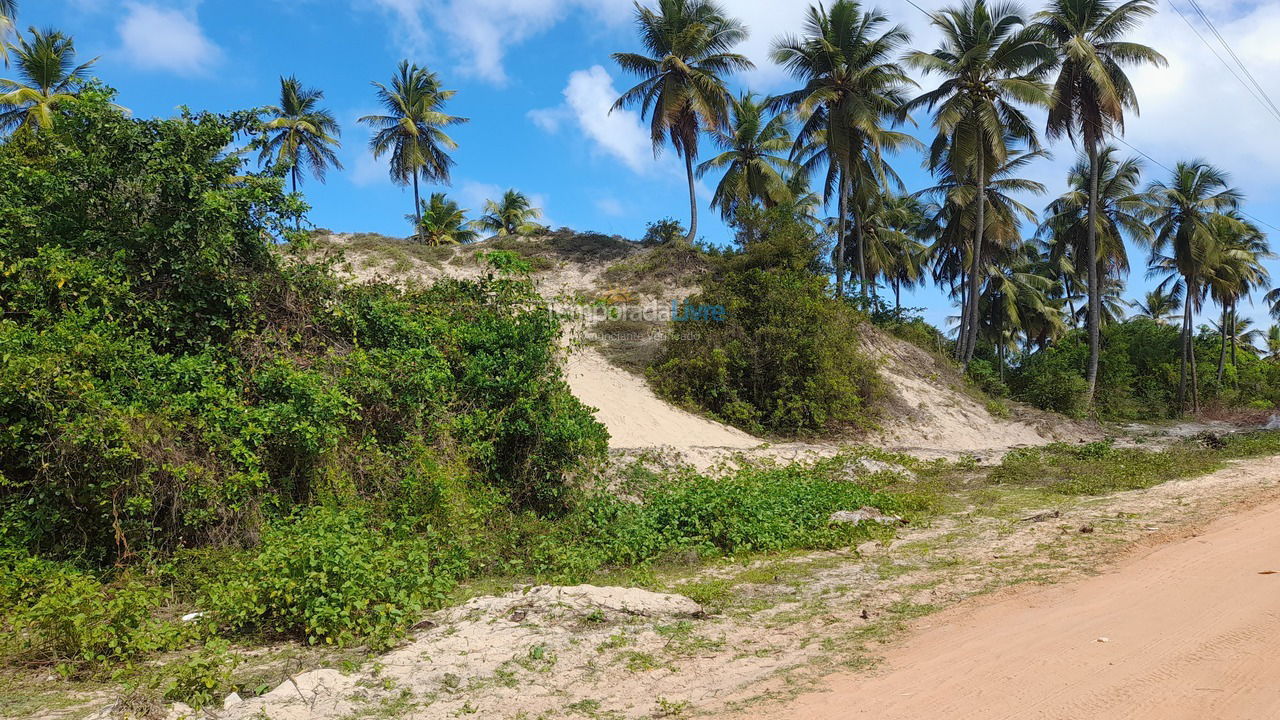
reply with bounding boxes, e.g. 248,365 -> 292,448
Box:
0,27 -> 97,133
475,189 -> 544,237
861,192 -> 933,309
405,193 -> 478,246
977,241 -> 1066,377
771,0 -> 917,299
697,93 -> 799,221
1037,0 -> 1166,406
1204,211 -> 1271,380
257,76 -> 343,202
906,0 -> 1053,364
359,61 -> 467,228
1,1 -> 17,66
1040,146 -> 1149,333
612,0 -> 752,245
1129,285 -> 1182,325
1143,160 -> 1242,413
1265,324 -> 1280,361
920,145 -> 1047,351
1268,287 -> 1280,320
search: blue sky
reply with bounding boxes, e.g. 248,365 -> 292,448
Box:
14,0 -> 1280,333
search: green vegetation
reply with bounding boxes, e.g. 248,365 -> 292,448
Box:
649,208 -> 878,435
989,431 -> 1280,495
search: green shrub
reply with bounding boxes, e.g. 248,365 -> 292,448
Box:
206,508 -> 466,648
0,91 -> 606,563
0,554 -> 184,673
649,210 -> 877,436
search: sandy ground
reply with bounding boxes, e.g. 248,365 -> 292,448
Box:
770,496 -> 1280,720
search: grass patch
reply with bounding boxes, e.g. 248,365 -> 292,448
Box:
988,431 -> 1280,496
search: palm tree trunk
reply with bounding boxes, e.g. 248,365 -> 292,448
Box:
684,150 -> 698,245
836,173 -> 847,298
964,152 -> 986,367
857,220 -> 869,302
1230,303 -> 1238,372
957,275 -> 969,361
1217,303 -> 1228,384
1085,142 -> 1102,407
894,280 -> 901,313
1179,292 -> 1191,414
412,172 -> 422,230
292,166 -> 302,231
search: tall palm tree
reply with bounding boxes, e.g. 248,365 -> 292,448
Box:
257,76 -> 343,201
920,144 -> 1047,350
1040,146 -> 1149,333
771,0 -> 917,299
1037,0 -> 1165,405
612,0 -> 752,245
1268,287 -> 1280,320
1129,285 -> 1182,325
1143,160 -> 1242,413
359,61 -> 467,228
697,93 -> 800,221
906,0 -> 1053,364
0,27 -> 97,133
405,193 -> 478,246
475,189 -> 544,237
0,1 -> 17,66
1204,211 -> 1271,380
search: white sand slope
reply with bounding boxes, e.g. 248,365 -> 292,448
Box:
564,347 -> 760,450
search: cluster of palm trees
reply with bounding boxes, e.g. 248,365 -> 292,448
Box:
2,0 -> 1279,411
608,0 -> 1280,411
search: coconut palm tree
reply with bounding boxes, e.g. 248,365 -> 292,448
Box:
476,189 -> 544,237
697,93 -> 800,221
257,76 -> 343,202
1,1 -> 17,66
920,144 -> 1047,349
1040,146 -> 1149,332
1204,211 -> 1271,380
1129,285 -> 1182,325
1265,324 -> 1280,360
612,0 -> 752,245
861,192 -> 933,309
1268,287 -> 1280,320
771,0 -> 917,299
1143,160 -> 1242,413
1037,0 -> 1165,406
977,241 -> 1065,377
359,61 -> 467,228
906,0 -> 1053,364
405,193 -> 478,246
0,27 -> 97,133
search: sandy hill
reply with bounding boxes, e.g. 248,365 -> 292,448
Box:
308,231 -> 1095,463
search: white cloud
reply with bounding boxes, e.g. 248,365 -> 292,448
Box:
118,2 -> 222,76
532,65 -> 661,175
367,0 -> 631,85
595,195 -> 626,217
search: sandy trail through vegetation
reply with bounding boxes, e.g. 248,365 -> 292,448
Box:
773,485 -> 1280,719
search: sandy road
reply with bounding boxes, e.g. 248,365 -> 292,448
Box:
772,496 -> 1280,720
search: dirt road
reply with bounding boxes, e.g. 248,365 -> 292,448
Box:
774,498 -> 1280,720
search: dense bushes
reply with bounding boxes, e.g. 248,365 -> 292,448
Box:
648,208 -> 878,435
0,90 -> 607,565
1007,319 -> 1279,418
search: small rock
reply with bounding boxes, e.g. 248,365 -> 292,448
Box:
1080,524 -> 1095,534
222,692 -> 243,709
829,506 -> 904,526
1097,637 -> 1110,643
